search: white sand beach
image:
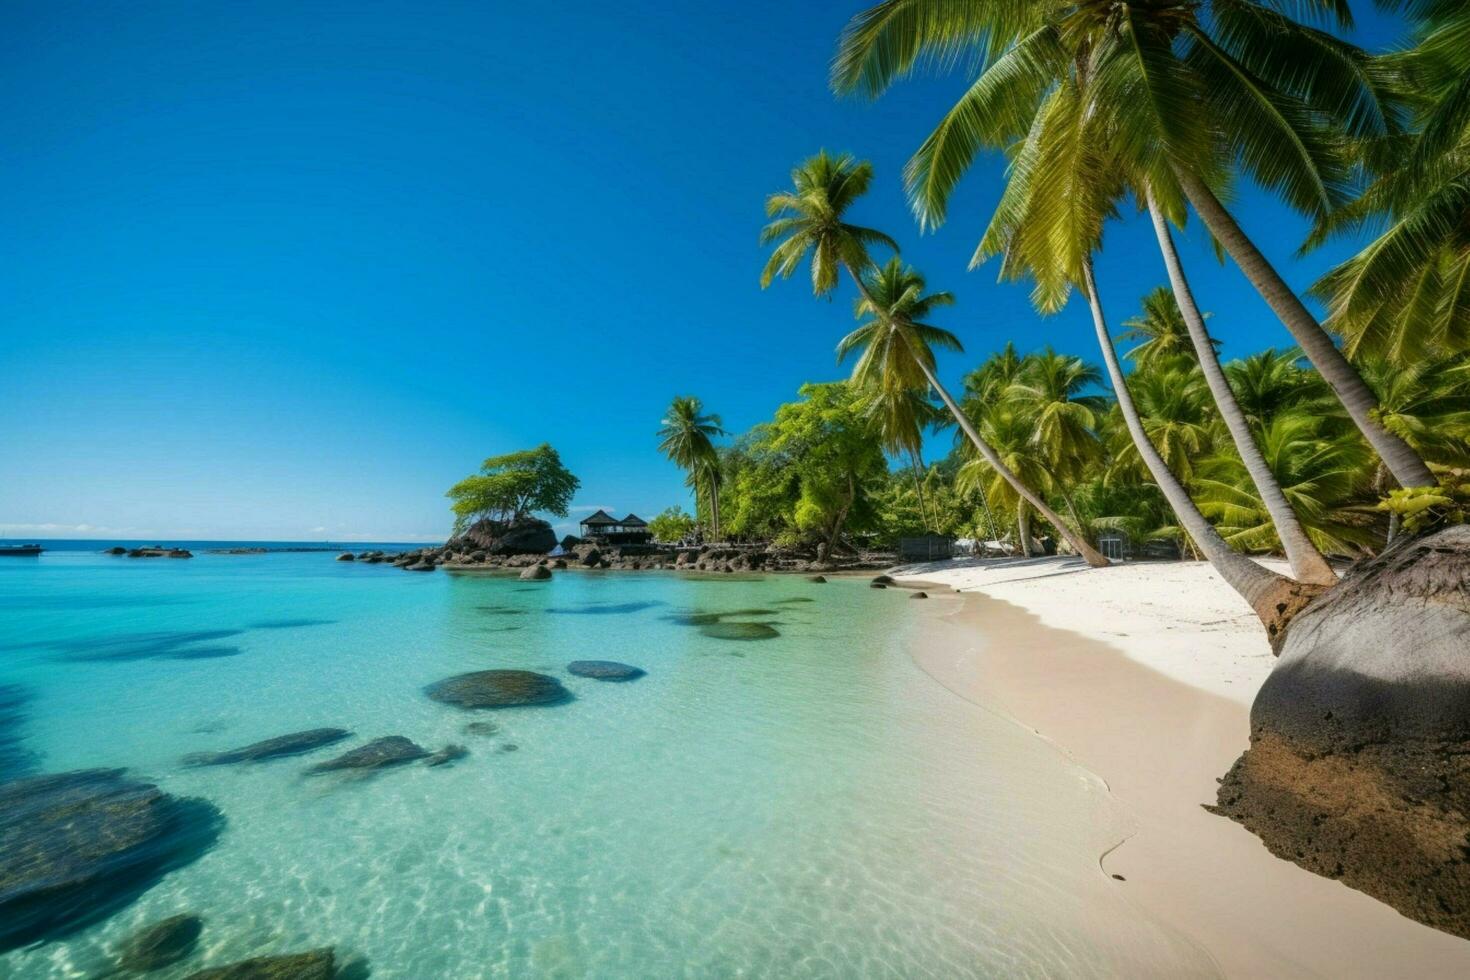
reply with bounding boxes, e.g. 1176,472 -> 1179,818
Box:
897,556 -> 1470,978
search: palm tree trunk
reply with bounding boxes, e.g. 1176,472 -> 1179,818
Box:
1146,189 -> 1337,586
709,476 -> 721,543
977,487 -> 1002,554
1174,169 -> 1434,490
1017,510 -> 1033,557
908,450 -> 933,531
841,262 -> 1111,568
819,473 -> 857,564
1082,259 -> 1317,643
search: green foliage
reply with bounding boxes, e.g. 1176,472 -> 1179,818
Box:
647,506 -> 697,544
1381,470 -> 1470,536
446,444 -> 580,532
720,382 -> 889,556
657,395 -> 727,536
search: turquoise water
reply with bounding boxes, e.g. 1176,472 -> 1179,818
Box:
0,551 -> 1214,977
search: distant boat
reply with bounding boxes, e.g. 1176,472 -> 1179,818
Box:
0,543 -> 43,556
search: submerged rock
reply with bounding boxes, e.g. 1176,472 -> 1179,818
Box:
1210,527 -> 1470,940
117,913 -> 204,973
462,721 -> 500,737
909,591 -> 928,600
306,736 -> 429,774
567,660 -> 646,682
335,552 -> 354,562
699,622 -> 780,641
424,744 -> 468,767
184,728 -> 352,766
871,574 -> 895,585
185,948 -> 335,980
425,670 -> 572,709
0,769 -> 222,953
869,582 -> 887,590
809,575 -> 826,583
106,546 -> 129,555
519,564 -> 552,581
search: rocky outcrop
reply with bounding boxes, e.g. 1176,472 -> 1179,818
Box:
567,660 -> 646,681
1210,527 -> 1470,939
128,548 -> 193,559
449,517 -> 556,556
377,541 -> 894,576
0,769 -> 222,952
184,729 -> 352,766
184,948 -> 335,980
117,913 -> 204,973
519,564 -> 551,581
306,737 -> 429,774
335,553 -> 354,562
425,670 -> 572,709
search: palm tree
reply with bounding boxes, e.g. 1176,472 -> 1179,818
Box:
860,384 -> 944,531
1119,287 -> 1217,369
832,0 -> 1436,493
955,407 -> 1055,557
1310,1 -> 1470,368
657,396 -> 727,540
761,151 -> 1110,566
1225,348 -> 1333,430
1008,349 -> 1107,531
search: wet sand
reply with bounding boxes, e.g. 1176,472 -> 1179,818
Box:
904,567 -> 1470,978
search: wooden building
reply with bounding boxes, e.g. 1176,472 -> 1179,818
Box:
578,509 -> 653,545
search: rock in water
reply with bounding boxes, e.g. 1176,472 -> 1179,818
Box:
462,721 -> 500,737
699,622 -> 780,641
449,517 -> 556,556
424,670 -> 571,709
184,728 -> 352,766
184,948 -> 335,980
424,744 -> 468,767
117,913 -> 204,973
0,769 -> 222,952
306,736 -> 429,774
519,564 -> 552,581
567,660 -> 646,681
1210,527 -> 1470,940
335,552 -> 355,562
871,574 -> 895,585
808,575 -> 826,583
909,591 -> 928,600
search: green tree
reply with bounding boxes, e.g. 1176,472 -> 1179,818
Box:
1311,1 -> 1470,367
760,151 -> 1110,566
657,396 -> 727,540
647,506 -> 697,544
831,0 -> 1435,493
445,444 -> 580,532
1119,287 -> 1218,370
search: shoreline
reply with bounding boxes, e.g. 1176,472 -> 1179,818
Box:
901,562 -> 1470,978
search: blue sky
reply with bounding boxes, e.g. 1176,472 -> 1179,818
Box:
0,1 -> 1406,542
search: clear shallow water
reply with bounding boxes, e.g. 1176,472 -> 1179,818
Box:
0,550 -> 1215,978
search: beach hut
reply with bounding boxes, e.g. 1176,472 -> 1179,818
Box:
577,510 -> 653,545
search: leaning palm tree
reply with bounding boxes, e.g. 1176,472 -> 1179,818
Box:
1008,349 -> 1107,531
859,384 -> 944,531
761,152 -> 1110,566
831,0 -> 1436,493
657,396 -> 727,540
960,77 -> 1316,626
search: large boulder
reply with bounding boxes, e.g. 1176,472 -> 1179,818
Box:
0,769 -> 222,952
449,517 -> 556,556
519,564 -> 551,581
183,728 -> 352,766
1210,527 -> 1470,939
305,736 -> 429,774
425,670 -> 571,709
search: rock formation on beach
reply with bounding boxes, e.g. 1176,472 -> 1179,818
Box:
425,670 -> 571,709
449,516 -> 558,556
1211,526 -> 1470,939
0,769 -> 222,952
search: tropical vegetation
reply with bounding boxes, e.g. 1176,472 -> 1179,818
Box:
445,444 -> 580,533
